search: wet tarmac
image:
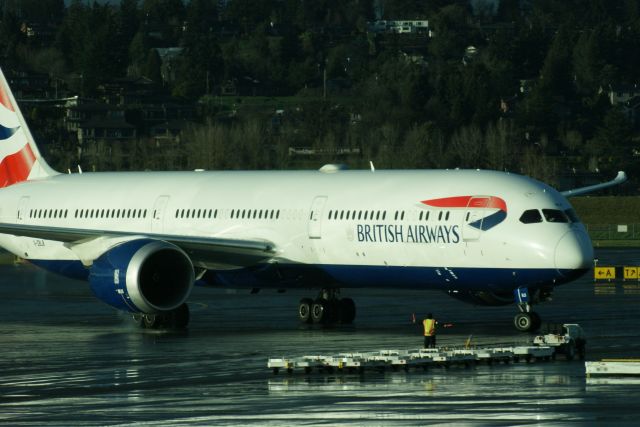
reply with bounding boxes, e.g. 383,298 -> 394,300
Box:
2,248 -> 640,425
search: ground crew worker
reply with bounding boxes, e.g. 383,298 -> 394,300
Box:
422,313 -> 437,348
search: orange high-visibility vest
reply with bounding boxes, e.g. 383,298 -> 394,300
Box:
423,318 -> 436,336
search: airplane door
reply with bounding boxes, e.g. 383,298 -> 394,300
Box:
152,195 -> 170,233
308,196 -> 327,239
462,196 -> 489,241
17,196 -> 29,222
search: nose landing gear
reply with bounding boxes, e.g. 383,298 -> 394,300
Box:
513,286 -> 545,332
514,307 -> 541,332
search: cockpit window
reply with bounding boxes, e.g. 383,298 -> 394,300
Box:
519,209 -> 543,224
542,209 -> 569,223
564,208 -> 579,223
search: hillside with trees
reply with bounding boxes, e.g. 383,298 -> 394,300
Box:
0,0 -> 639,193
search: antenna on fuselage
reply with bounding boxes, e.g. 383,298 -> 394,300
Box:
369,161 -> 375,172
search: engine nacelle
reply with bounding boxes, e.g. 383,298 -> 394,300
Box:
89,239 -> 194,313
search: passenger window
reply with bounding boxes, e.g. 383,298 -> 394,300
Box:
542,209 -> 569,223
438,212 -> 442,221
445,211 -> 450,221
519,209 -> 543,224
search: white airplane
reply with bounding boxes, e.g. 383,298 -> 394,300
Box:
0,69 -> 627,331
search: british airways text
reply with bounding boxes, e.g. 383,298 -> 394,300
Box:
356,224 -> 461,244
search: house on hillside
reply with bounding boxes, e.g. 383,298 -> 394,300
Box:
605,83 -> 640,106
367,20 -> 431,36
154,47 -> 184,84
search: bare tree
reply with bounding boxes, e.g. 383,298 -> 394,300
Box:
485,119 -> 515,171
450,124 -> 483,168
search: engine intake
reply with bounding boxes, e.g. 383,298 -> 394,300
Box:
89,239 -> 194,313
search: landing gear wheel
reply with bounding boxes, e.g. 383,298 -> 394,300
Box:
298,298 -> 313,324
566,343 -> 576,361
132,313 -> 144,328
311,299 -> 330,324
530,312 -> 541,331
171,303 -> 190,329
339,298 -> 356,324
143,313 -> 162,329
514,312 -> 534,332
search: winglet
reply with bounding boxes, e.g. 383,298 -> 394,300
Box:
561,171 -> 627,197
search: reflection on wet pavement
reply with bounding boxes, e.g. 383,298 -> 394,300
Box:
1,248 -> 640,424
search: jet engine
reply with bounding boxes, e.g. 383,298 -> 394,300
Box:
89,239 -> 194,313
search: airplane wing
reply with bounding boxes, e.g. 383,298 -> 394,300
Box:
561,171 -> 627,197
0,222 -> 276,269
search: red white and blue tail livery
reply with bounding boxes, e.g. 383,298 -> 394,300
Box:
0,67 -> 626,331
0,69 -> 56,187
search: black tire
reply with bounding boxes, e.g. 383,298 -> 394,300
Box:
340,298 -> 356,324
298,298 -> 313,323
132,313 -> 144,328
311,299 -> 330,324
172,303 -> 190,329
530,312 -> 542,331
566,342 -> 576,361
514,312 -> 534,332
143,313 -> 161,329
577,340 -> 586,360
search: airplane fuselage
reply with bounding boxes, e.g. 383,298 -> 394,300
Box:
0,168 -> 593,294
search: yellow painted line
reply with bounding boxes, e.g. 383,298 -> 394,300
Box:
600,359 -> 640,363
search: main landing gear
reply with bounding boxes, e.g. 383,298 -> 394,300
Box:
298,289 -> 356,325
132,303 -> 190,330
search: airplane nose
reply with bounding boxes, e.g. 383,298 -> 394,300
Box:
554,229 -> 593,276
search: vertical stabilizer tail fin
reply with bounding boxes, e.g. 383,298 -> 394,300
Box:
0,68 -> 57,188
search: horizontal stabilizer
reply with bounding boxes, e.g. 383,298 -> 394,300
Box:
561,171 -> 627,197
